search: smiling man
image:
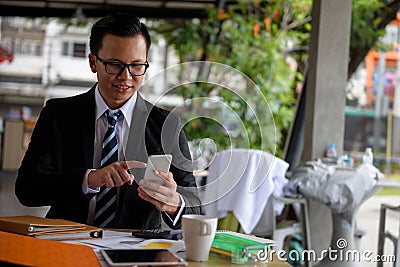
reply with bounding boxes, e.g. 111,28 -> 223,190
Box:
15,13 -> 202,229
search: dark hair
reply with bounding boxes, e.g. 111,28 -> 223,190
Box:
89,13 -> 151,57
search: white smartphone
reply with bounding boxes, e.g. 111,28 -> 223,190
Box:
143,154 -> 172,185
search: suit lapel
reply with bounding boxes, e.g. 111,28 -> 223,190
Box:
125,93 -> 149,163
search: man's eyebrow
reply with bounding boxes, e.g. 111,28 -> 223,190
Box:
106,58 -> 145,63
130,59 -> 145,63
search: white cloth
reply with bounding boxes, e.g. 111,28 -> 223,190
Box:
202,149 -> 289,234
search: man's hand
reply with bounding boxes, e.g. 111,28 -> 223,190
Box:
88,160 -> 146,188
137,170 -> 181,217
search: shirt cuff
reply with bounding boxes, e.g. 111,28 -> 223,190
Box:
163,193 -> 186,226
82,169 -> 100,194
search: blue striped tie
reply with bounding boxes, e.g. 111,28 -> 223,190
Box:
94,110 -> 122,228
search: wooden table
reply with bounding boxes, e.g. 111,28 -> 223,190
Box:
0,226 -> 291,267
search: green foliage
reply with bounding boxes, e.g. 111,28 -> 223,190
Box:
350,0 -> 388,56
165,0 -> 315,156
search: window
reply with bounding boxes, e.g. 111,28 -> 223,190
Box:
62,42 -> 69,56
73,43 -> 86,58
20,40 -> 31,54
33,43 -> 41,56
1,38 -> 12,51
61,41 -> 87,58
4,38 -> 42,56
13,39 -> 21,54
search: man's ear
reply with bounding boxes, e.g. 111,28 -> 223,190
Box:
88,54 -> 97,73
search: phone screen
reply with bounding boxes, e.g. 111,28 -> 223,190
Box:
143,154 -> 172,185
101,249 -> 186,266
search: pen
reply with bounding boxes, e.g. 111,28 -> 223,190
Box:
81,241 -> 110,249
119,240 -> 141,245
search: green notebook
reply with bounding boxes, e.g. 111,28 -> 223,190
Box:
211,231 -> 272,264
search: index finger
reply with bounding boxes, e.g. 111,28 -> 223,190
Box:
123,160 -> 147,170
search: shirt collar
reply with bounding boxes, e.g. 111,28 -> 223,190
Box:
95,85 -> 137,127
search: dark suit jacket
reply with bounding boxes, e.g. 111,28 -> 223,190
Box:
15,85 -> 202,229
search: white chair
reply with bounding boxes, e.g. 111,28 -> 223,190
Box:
377,203 -> 399,267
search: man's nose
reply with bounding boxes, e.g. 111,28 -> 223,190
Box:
117,66 -> 132,79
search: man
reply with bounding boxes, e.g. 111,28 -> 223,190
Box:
15,13 -> 202,229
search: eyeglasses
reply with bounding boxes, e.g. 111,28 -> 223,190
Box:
95,54 -> 149,76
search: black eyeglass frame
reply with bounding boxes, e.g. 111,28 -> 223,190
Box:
94,54 -> 149,76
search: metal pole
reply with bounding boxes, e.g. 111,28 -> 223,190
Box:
386,111 -> 392,174
373,52 -> 386,151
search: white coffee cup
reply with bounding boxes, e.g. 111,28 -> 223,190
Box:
182,214 -> 218,262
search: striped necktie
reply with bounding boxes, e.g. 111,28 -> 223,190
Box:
94,110 -> 122,228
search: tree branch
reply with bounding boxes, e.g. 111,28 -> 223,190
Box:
348,1 -> 400,78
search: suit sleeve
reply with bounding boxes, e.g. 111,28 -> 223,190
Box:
15,103 -> 87,207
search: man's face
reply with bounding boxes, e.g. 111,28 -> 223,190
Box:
89,34 -> 147,109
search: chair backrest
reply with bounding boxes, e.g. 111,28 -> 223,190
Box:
202,148 -> 289,234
